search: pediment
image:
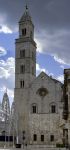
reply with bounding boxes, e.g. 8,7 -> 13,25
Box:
30,71 -> 62,91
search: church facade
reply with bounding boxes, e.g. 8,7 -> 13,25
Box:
14,6 -> 70,148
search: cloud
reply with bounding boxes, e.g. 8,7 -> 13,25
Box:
36,63 -> 46,74
0,13 -> 13,33
0,25 -> 12,34
53,55 -> 66,65
36,63 -> 54,78
0,57 -> 15,79
35,29 -> 70,65
0,0 -> 70,65
0,13 -> 7,26
0,67 -> 10,79
0,47 -> 7,56
35,39 -> 43,53
0,57 -> 15,73
60,65 -> 64,69
57,75 -> 64,83
0,0 -> 70,31
0,57 -> 15,104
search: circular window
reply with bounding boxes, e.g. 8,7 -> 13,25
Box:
37,87 -> 48,97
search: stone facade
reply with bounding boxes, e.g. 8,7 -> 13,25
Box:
14,6 -> 70,149
28,72 -> 63,145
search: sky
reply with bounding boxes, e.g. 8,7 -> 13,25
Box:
0,0 -> 70,106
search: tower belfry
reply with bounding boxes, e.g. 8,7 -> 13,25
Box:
14,4 -> 36,144
15,4 -> 36,89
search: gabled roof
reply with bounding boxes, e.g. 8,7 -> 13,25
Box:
38,71 -> 62,83
29,71 -> 63,88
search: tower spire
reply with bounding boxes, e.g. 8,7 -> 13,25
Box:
19,0 -> 32,23
25,0 -> 29,12
25,0 -> 28,9
26,4 -> 28,10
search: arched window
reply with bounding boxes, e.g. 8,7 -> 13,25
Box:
32,104 -> 37,113
22,28 -> 26,36
51,105 -> 56,113
33,134 -> 37,141
41,135 -> 44,142
50,102 -> 57,113
20,80 -> 24,88
50,135 -> 54,141
20,65 -> 25,74
20,50 -> 25,58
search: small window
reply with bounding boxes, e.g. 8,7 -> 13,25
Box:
20,80 -> 24,88
33,134 -> 37,141
20,50 -> 25,58
50,135 -> 54,142
41,135 -> 44,142
20,80 -> 22,88
32,106 -> 37,113
20,65 -> 25,74
51,105 -> 56,113
22,28 -> 26,36
23,81 -> 24,87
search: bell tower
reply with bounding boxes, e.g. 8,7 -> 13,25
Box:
15,5 -> 36,89
14,5 -> 36,144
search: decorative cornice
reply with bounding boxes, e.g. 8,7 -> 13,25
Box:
15,37 -> 36,47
